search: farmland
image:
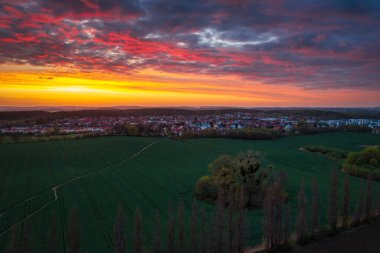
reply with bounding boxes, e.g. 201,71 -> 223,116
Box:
1,133 -> 380,252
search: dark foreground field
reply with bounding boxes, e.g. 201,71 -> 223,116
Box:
291,221 -> 380,253
0,133 -> 380,252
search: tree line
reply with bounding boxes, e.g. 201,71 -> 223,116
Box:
263,171 -> 380,252
4,172 -> 380,253
3,108 -> 380,121
5,197 -> 248,253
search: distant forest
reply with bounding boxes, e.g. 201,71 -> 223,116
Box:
1,108 -> 380,121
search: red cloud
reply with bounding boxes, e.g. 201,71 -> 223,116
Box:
80,0 -> 101,11
94,32 -> 223,65
3,5 -> 24,18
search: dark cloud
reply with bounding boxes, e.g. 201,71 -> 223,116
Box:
0,0 -> 379,90
42,0 -> 144,18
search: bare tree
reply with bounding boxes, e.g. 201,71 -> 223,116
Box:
296,179 -> 307,243
48,215 -> 57,253
283,205 -> 292,246
21,219 -> 33,253
311,177 -> 320,237
365,175 -> 373,220
200,208 -> 208,253
263,173 -> 289,250
274,184 -> 285,247
263,180 -> 285,251
235,209 -> 246,253
6,225 -> 20,253
377,190 -> 380,217
235,188 -> 247,253
167,204 -> 176,253
263,184 -> 275,250
133,207 -> 143,253
178,202 -> 185,253
68,208 -> 80,253
190,201 -> 198,253
114,204 -> 126,253
354,179 -> 365,224
154,209 -> 161,253
342,175 -> 351,229
214,187 -> 226,253
227,205 -> 235,253
328,170 -> 339,234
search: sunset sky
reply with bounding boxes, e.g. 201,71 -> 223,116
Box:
0,0 -> 379,107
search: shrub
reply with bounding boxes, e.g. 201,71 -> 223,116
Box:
195,176 -> 217,201
343,146 -> 380,180
303,145 -> 348,159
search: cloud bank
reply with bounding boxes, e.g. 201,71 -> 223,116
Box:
0,0 -> 380,91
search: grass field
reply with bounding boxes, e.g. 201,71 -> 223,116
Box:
1,133 -> 380,252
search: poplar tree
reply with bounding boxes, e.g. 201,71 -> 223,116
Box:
377,190 -> 380,217
68,208 -> 80,253
167,204 -> 176,253
48,215 -> 57,253
6,225 -> 20,253
263,184 -> 275,250
365,175 -> 373,220
296,180 -> 307,243
214,188 -> 226,253
200,208 -> 208,253
235,188 -> 247,253
328,170 -> 339,234
21,219 -> 33,253
154,210 -> 161,253
190,201 -> 198,253
263,177 -> 286,250
177,202 -> 185,253
342,175 -> 351,229
236,209 -> 246,253
227,205 -> 235,253
283,205 -> 292,246
113,205 -> 126,253
133,207 -> 143,253
354,179 -> 365,224
311,177 -> 320,237
274,183 -> 284,247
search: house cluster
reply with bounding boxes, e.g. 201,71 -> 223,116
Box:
318,119 -> 380,128
1,113 -> 380,136
1,126 -> 47,135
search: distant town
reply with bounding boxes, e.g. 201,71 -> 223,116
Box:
1,108 -> 380,137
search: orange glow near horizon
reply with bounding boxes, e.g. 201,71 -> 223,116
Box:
1,63 -> 380,108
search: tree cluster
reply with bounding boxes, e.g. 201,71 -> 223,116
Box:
181,128 -> 280,140
195,150 -> 274,208
343,146 -> 380,180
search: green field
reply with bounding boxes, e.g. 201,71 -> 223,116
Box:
1,133 -> 380,252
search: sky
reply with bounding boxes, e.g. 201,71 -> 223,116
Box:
0,0 -> 380,107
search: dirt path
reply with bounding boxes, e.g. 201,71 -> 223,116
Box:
290,221 -> 380,253
0,141 -> 158,238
